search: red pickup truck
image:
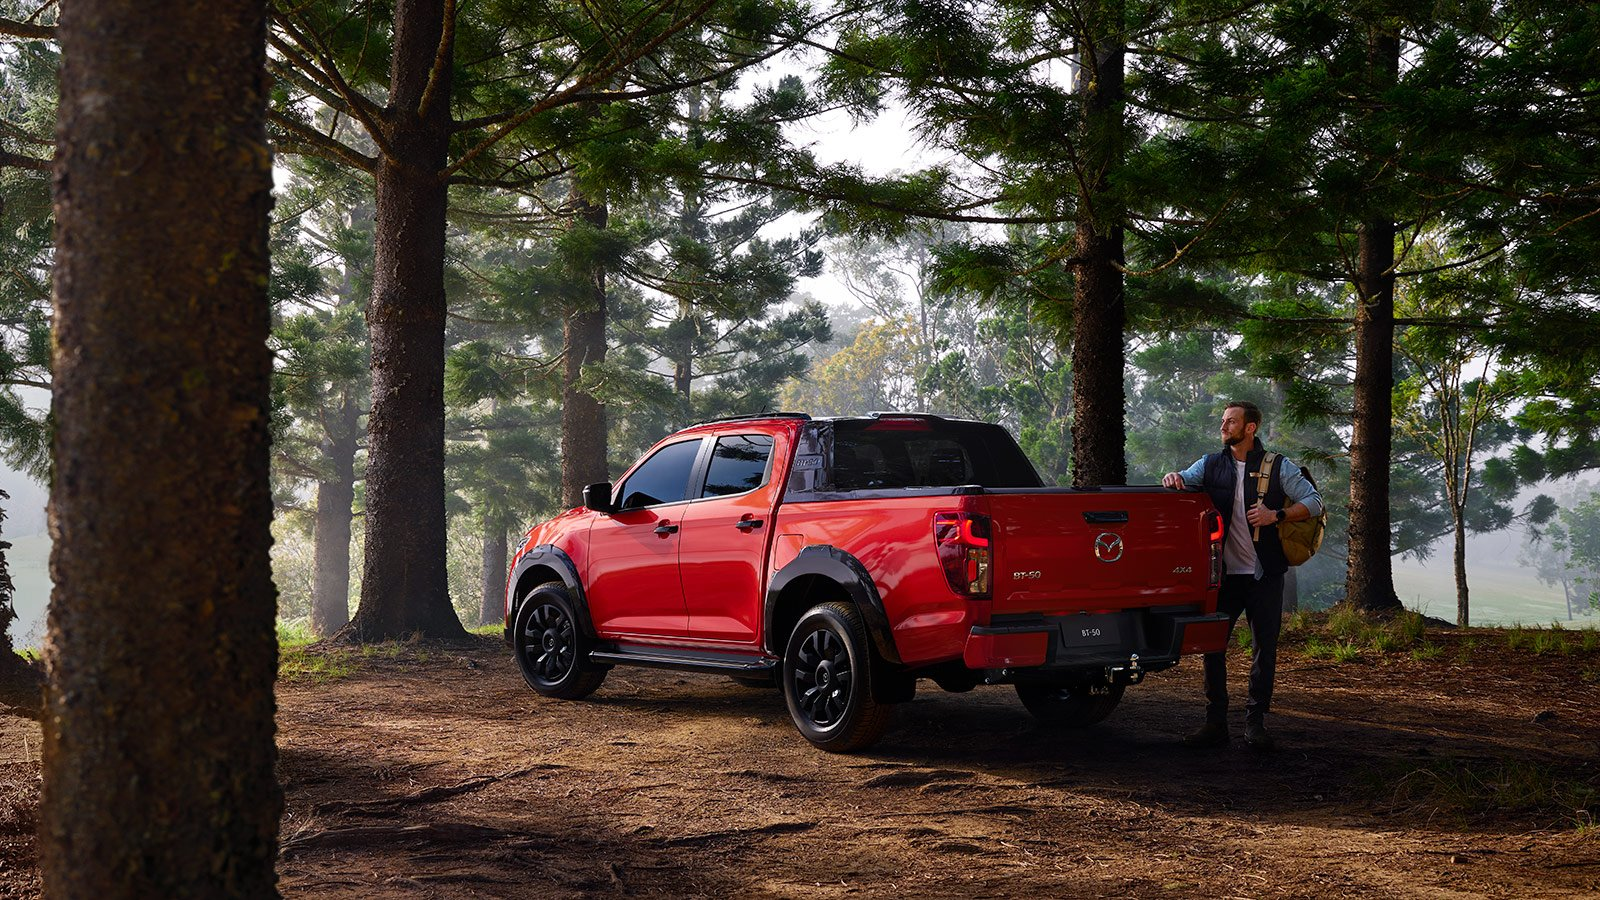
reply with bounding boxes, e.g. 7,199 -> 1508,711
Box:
506,412 -> 1231,751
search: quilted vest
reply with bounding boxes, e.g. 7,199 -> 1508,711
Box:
1201,441 -> 1289,577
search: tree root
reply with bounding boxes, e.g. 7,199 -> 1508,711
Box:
281,822 -> 520,854
311,765 -> 555,817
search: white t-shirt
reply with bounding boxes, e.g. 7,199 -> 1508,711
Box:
1224,458 -> 1259,575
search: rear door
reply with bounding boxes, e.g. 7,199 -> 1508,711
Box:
585,437 -> 705,638
984,490 -> 1217,617
676,432 -> 785,645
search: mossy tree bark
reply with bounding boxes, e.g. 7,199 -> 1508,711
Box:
1068,4 -> 1128,489
346,0 -> 468,641
559,193 -> 610,508
43,0 -> 282,894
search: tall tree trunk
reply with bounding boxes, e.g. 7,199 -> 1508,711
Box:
43,0 -> 281,893
348,0 -> 466,640
311,395 -> 360,637
1068,11 -> 1128,489
673,92 -> 704,410
560,193 -> 610,507
673,293 -> 695,402
1345,27 -> 1402,614
479,510 -> 508,627
1452,513 -> 1469,627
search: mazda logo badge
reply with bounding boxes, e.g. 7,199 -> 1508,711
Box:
1094,532 -> 1124,563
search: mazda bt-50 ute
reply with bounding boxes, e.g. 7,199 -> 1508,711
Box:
505,413 -> 1230,751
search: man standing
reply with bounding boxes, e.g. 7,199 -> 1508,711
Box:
1162,401 -> 1323,750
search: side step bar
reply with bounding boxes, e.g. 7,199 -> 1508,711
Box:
589,644 -> 778,676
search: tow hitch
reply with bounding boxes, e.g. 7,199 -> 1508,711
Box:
1106,653 -> 1145,686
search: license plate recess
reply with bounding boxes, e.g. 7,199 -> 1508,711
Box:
1060,614 -> 1123,649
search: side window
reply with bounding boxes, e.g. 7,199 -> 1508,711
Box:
617,439 -> 703,510
700,434 -> 774,498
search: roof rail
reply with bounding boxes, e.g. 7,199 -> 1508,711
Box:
687,411 -> 812,428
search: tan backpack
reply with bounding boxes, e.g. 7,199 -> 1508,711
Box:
1254,452 -> 1326,566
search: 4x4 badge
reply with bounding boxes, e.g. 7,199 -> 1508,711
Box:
1094,532 -> 1124,563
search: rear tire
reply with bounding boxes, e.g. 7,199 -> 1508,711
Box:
513,582 -> 607,700
1015,680 -> 1125,727
782,602 -> 893,752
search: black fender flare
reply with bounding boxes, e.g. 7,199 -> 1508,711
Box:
763,545 -> 900,665
507,545 -> 597,638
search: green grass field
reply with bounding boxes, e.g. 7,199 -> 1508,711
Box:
1393,528 -> 1598,628
1393,563 -> 1593,627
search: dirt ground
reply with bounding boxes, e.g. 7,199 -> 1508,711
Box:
0,626 -> 1596,898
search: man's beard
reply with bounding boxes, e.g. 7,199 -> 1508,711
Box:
1223,434 -> 1243,447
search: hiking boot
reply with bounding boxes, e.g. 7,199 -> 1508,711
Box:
1182,721 -> 1229,748
1244,721 -> 1276,751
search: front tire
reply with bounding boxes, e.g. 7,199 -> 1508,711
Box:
1015,680 -> 1125,727
513,582 -> 607,700
782,602 -> 892,752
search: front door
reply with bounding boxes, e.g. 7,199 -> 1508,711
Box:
584,437 -> 704,638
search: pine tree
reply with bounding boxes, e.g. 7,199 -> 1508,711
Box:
1163,3 -> 1600,611
270,174 -> 373,636
267,1 -> 823,636
42,0 -> 281,892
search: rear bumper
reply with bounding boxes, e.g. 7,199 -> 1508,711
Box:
962,609 -> 1232,674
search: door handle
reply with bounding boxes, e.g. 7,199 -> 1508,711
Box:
654,521 -> 678,535
734,518 -> 764,532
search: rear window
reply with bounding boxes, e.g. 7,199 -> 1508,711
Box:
830,420 -> 1041,489
700,434 -> 774,498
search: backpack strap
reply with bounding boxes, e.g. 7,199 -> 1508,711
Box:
1252,452 -> 1277,542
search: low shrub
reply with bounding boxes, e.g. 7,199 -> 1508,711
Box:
1331,641 -> 1363,663
1302,637 -> 1334,659
277,618 -> 316,649
1410,643 -> 1443,662
1327,604 -> 1368,641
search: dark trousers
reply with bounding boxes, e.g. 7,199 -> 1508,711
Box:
1203,573 -> 1284,726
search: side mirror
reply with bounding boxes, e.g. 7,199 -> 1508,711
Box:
583,482 -> 616,514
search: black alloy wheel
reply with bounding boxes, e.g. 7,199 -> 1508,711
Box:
781,601 -> 892,752
1014,680 -> 1126,727
794,628 -> 852,726
513,581 -> 607,700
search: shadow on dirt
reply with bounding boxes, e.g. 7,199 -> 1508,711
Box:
278,742 -> 752,898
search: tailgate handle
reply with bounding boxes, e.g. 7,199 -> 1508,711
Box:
1083,510 -> 1129,524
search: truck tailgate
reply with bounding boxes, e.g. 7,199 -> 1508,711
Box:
986,489 -> 1217,616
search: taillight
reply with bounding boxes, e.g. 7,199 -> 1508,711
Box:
1203,509 -> 1224,588
933,511 -> 992,598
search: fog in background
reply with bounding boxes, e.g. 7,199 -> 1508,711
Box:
2,460 -> 1592,649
